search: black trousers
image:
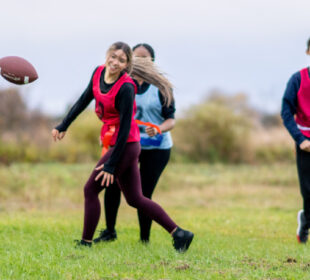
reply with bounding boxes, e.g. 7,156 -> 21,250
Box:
104,148 -> 171,241
296,145 -> 310,224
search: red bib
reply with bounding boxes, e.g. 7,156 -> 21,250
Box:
93,65 -> 140,146
296,68 -> 310,138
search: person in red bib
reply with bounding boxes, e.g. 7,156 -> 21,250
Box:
95,43 -> 176,244
52,42 -> 194,252
281,38 -> 310,243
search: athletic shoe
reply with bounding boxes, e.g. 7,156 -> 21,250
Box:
172,227 -> 194,252
75,239 -> 92,247
93,229 -> 117,243
297,210 -> 309,244
139,239 -> 150,245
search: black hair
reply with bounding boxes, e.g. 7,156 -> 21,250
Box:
132,43 -> 155,61
308,38 -> 310,51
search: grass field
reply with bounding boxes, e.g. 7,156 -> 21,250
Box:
0,162 -> 309,280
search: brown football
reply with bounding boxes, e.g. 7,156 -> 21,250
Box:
0,56 -> 38,85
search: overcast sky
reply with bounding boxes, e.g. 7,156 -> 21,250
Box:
1,0 -> 309,116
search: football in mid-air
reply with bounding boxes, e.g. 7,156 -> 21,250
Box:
0,56 -> 38,85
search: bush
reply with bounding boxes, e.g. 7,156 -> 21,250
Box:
0,89 -> 295,165
255,145 -> 295,163
172,97 -> 253,163
0,88 -> 103,164
48,110 -> 102,163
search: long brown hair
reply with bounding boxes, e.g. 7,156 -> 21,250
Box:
131,57 -> 174,107
106,42 -> 174,106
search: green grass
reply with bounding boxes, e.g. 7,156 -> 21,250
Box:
0,162 -> 309,279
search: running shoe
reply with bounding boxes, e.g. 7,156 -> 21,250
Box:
93,229 -> 117,243
75,239 -> 92,247
297,210 -> 309,243
172,227 -> 194,252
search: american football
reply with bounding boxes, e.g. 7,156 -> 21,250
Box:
0,56 -> 38,85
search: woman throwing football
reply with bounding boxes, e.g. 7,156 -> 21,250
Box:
95,43 -> 176,244
52,42 -> 193,252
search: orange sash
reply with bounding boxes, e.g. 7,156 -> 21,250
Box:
101,121 -> 162,156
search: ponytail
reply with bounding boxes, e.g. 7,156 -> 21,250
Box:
130,57 -> 174,107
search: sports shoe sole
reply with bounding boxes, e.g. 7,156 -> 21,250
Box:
297,210 -> 305,243
93,236 -> 117,243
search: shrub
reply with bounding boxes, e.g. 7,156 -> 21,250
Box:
172,97 -> 253,163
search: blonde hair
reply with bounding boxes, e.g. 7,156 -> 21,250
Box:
130,57 -> 174,107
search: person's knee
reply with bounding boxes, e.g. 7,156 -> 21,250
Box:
126,197 -> 137,208
84,187 -> 90,198
126,195 -> 144,208
105,184 -> 120,197
84,185 -> 96,199
302,189 -> 310,200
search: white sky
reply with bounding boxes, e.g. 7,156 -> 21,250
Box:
1,0 -> 310,116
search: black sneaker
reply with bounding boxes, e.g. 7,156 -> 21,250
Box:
93,229 -> 117,243
172,227 -> 194,252
139,239 -> 150,245
297,210 -> 309,244
75,239 -> 92,247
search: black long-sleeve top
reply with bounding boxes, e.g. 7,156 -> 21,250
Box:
56,67 -> 135,174
281,68 -> 310,145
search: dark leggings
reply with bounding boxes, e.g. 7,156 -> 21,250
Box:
104,149 -> 171,241
82,142 -> 177,240
296,145 -> 310,225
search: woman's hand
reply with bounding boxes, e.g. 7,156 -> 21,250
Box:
145,126 -> 158,137
95,164 -> 114,187
300,139 -> 310,152
52,128 -> 66,142
144,119 -> 175,137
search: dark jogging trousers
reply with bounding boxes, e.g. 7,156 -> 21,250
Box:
82,142 -> 176,240
296,145 -> 310,226
104,148 -> 171,241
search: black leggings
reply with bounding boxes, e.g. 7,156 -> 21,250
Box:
296,145 -> 310,225
83,143 -> 176,240
104,148 -> 171,241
